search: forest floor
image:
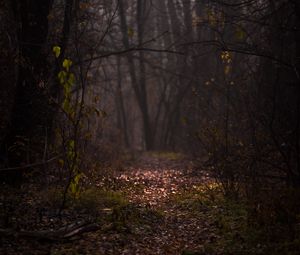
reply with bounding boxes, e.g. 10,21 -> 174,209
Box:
1,152 -> 298,254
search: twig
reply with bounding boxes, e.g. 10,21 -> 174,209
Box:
0,156 -> 60,172
0,222 -> 101,242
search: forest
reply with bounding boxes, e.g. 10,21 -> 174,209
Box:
0,0 -> 299,254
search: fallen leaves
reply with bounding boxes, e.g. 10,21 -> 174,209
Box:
0,152 -> 219,255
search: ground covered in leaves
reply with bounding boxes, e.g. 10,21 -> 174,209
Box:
1,152 -> 299,254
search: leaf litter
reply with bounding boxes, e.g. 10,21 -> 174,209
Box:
0,152 -> 223,255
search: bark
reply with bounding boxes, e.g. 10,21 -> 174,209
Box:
118,0 -> 153,150
162,0 -> 194,148
116,57 -> 130,147
0,1 -> 18,159
136,0 -> 153,150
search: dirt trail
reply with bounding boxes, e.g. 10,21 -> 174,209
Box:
1,153 -> 216,255
2,153 -> 290,254
106,153 -> 215,255
117,153 -> 208,206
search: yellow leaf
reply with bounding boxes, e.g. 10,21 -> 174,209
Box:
58,159 -> 64,166
58,71 -> 67,84
236,27 -> 246,40
128,27 -> 134,37
63,59 -> 72,71
68,73 -> 75,86
53,46 -> 61,58
63,99 -> 71,113
224,65 -> 231,75
68,139 -> 75,150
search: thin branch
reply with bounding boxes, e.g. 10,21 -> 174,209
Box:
78,47 -> 184,64
0,156 -> 59,172
180,40 -> 293,68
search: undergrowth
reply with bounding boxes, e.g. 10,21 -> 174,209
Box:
39,186 -> 164,234
171,183 -> 300,255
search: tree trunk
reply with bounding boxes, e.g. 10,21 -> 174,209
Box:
0,1 -> 18,162
118,0 -> 153,150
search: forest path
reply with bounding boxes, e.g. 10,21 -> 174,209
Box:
0,152 -> 219,255
117,152 -> 207,206
107,152 -> 216,254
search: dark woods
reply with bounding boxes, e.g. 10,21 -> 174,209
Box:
0,0 -> 77,183
0,0 -> 300,254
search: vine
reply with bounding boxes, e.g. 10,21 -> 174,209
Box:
53,46 -> 81,199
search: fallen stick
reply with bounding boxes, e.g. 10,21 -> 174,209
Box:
0,222 -> 101,241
